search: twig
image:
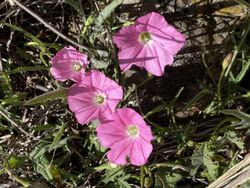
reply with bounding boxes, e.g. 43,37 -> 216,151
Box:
8,0 -> 90,52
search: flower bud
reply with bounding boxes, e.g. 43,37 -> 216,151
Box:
222,53 -> 233,70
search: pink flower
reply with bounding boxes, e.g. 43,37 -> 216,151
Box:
67,70 -> 123,125
50,46 -> 89,82
96,107 -> 153,166
113,12 -> 186,76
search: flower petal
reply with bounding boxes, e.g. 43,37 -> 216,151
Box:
135,12 -> 168,29
151,28 -> 185,55
113,25 -> 141,49
67,85 -> 95,113
139,124 -> 154,143
107,138 -> 132,165
96,122 -> 126,148
143,43 -> 174,76
118,45 -> 145,71
129,138 -> 153,166
74,105 -> 99,125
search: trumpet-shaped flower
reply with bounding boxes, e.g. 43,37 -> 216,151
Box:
50,46 -> 89,82
67,70 -> 123,125
113,12 -> 186,76
96,108 -> 153,166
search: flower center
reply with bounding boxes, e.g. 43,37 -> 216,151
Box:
126,125 -> 139,139
93,92 -> 106,106
73,62 -> 82,72
139,32 -> 152,44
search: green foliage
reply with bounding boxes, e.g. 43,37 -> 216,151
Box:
155,167 -> 183,188
95,163 -> 131,187
29,134 -> 68,181
8,156 -> 27,169
0,66 -> 48,75
95,0 -> 123,26
221,110 -> 250,129
190,143 -> 219,182
29,143 -> 56,181
230,58 -> 250,83
48,124 -> 66,152
223,130 -> 244,150
24,89 -> 67,106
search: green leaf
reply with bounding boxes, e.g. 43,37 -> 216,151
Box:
29,143 -> 53,181
96,0 -> 123,26
95,163 -> 112,171
4,23 -> 45,49
102,166 -> 125,184
0,66 -> 48,75
224,130 -> 244,149
0,93 -> 26,105
190,143 -> 218,182
33,158 -> 53,181
48,124 -> 66,152
221,110 -> 250,121
31,124 -> 55,131
24,89 -> 67,106
232,58 -> 250,83
82,15 -> 95,35
8,156 -> 26,169
155,167 -> 182,188
116,178 -> 131,188
221,110 -> 250,129
90,50 -> 110,69
11,175 -> 30,187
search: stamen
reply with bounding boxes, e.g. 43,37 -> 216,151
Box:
73,62 -> 82,72
139,32 -> 152,44
93,92 -> 106,106
126,125 -> 139,139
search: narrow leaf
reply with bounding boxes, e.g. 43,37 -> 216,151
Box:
4,23 -> 44,48
24,89 -> 67,106
0,66 -> 48,75
49,124 -> 66,152
96,0 -> 123,26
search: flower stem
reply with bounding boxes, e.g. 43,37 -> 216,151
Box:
140,166 -> 144,188
217,68 -> 225,107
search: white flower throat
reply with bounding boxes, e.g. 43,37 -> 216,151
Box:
139,32 -> 152,44
126,125 -> 139,139
73,62 -> 82,72
93,92 -> 106,106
